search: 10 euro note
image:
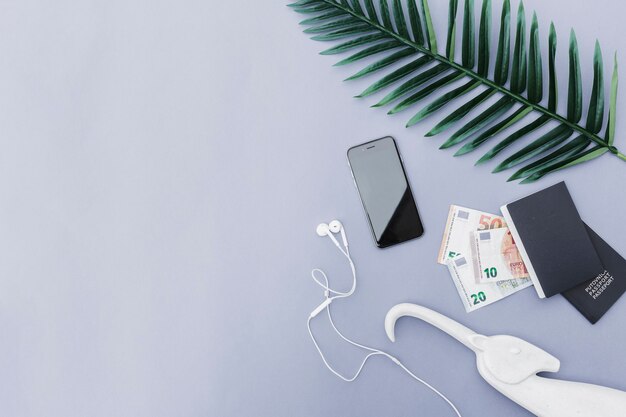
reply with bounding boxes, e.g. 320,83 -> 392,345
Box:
447,254 -> 533,312
470,228 -> 529,283
437,205 -> 507,265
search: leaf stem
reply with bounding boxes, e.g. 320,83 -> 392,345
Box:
319,0 -> 625,161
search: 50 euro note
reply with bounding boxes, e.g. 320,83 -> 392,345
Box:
437,205 -> 507,265
470,228 -> 529,283
447,254 -> 533,312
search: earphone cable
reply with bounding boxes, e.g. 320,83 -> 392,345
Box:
308,224 -> 462,417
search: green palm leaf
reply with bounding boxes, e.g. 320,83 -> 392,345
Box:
379,0 -> 393,28
567,30 -> 582,122
388,71 -> 464,113
300,10 -> 345,25
291,0 -> 626,182
349,0 -> 365,16
446,0 -> 459,59
372,63 -> 449,104
493,0 -> 510,85
521,146 -> 609,183
606,54 -> 619,146
420,0 -> 438,51
586,41 -> 605,133
477,0 -> 491,76
303,16 -> 362,33
310,24 -> 375,41
440,97 -> 514,148
508,135 -> 590,181
455,105 -> 532,155
410,82 -> 485,129
510,1 -> 527,94
333,40 -> 402,65
462,0 -> 475,69
357,56 -> 432,97
407,0 -> 425,44
547,22 -> 558,111
320,33 -> 387,54
527,12 -> 542,103
493,124 -> 574,172
475,114 -> 549,164
393,0 -> 410,38
364,0 -> 378,22
344,47 -> 415,80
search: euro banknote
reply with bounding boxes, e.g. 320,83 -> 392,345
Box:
470,227 -> 529,283
446,254 -> 533,312
438,205 -> 532,312
437,205 -> 507,265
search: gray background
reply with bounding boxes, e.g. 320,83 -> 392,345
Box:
0,1 -> 625,416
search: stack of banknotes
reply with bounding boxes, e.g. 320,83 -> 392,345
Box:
437,205 -> 533,312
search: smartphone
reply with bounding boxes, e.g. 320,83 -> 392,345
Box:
347,136 -> 424,248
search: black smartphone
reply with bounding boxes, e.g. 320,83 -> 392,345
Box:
347,136 -> 424,248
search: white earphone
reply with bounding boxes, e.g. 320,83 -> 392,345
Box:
307,220 -> 462,417
316,220 -> 348,250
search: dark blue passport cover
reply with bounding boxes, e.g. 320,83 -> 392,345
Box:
562,225 -> 626,324
501,182 -> 605,298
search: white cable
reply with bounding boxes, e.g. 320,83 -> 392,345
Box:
307,229 -> 462,417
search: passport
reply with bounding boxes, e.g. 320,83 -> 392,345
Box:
501,182 -> 605,298
562,224 -> 626,324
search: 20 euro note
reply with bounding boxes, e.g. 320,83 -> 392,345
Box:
437,205 -> 507,265
470,228 -> 529,283
447,255 -> 533,312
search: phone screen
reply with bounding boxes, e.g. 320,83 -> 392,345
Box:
347,137 -> 424,248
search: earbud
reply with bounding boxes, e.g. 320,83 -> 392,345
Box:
317,220 -> 348,251
329,220 -> 342,233
329,220 -> 349,248
316,223 -> 330,237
